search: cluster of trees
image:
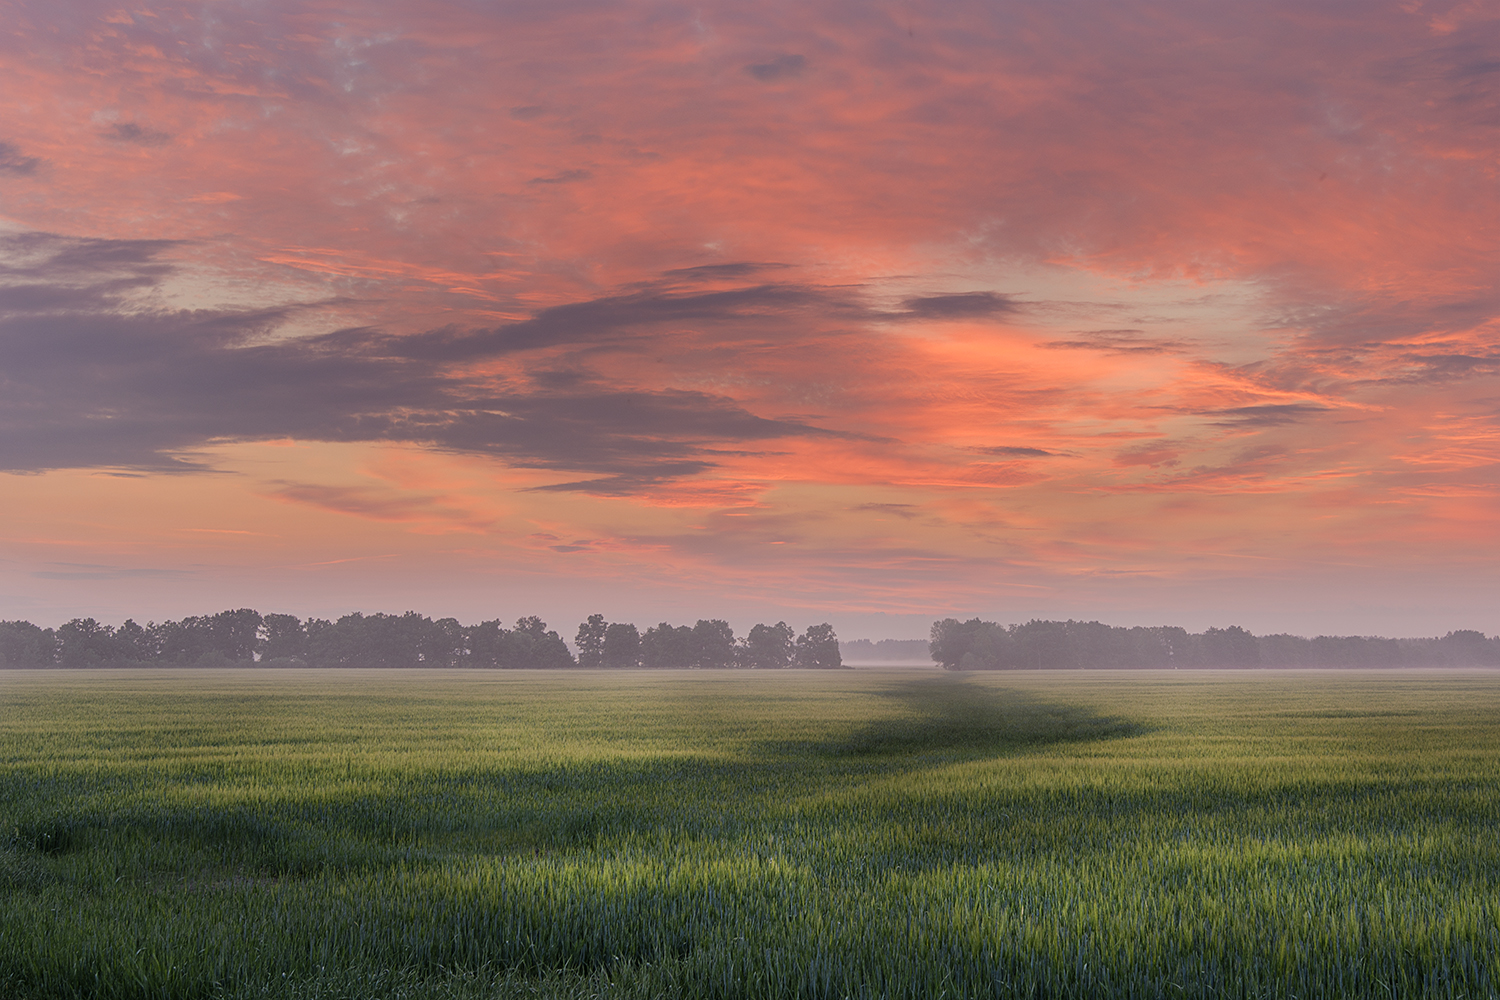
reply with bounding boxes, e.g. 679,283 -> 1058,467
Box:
0,610 -> 573,669
573,616 -> 843,669
0,609 -> 843,669
930,618 -> 1500,669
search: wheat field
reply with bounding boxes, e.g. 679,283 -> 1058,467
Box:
3,668 -> 1499,999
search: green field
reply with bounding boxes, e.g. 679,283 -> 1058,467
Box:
3,668 -> 1500,999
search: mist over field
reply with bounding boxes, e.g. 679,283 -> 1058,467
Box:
838,639 -> 934,664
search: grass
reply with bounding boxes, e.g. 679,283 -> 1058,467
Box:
2,668 -> 1500,998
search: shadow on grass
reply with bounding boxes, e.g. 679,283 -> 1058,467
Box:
827,675 -> 1143,756
7,819 -> 75,856
5,678 -> 1144,882
0,848 -> 55,893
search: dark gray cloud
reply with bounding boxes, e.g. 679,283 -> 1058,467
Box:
267,482 -> 479,524
852,503 -> 920,518
1275,293 -> 1500,348
663,262 -> 793,281
975,445 -> 1060,457
528,168 -> 592,184
1373,36 -> 1500,129
0,141 -> 41,176
528,467 -> 715,496
410,389 -> 825,476
381,280 -> 867,361
745,54 -> 805,81
1393,352 -> 1500,383
1047,330 -> 1190,354
0,231 -> 179,283
104,122 -> 173,146
899,292 -> 1016,319
1202,403 -> 1331,427
0,233 -> 841,486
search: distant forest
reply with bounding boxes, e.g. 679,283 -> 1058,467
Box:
3,609 -> 1496,669
931,618 -> 1500,669
0,610 -> 843,669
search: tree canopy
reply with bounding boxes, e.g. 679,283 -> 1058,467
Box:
0,611 -> 845,669
928,618 -> 1500,669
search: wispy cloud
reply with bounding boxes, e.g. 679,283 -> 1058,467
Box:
103,122 -> 172,146
744,53 -> 806,81
974,446 -> 1063,458
1047,331 -> 1191,355
34,563 -> 190,581
0,140 -> 41,176
1202,403 -> 1332,428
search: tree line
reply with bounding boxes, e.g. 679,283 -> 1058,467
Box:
573,616 -> 841,669
930,618 -> 1500,669
0,610 -> 842,669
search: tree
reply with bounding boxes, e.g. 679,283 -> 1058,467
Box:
690,619 -> 737,669
796,623 -> 843,669
1439,630 -> 1500,665
603,622 -> 641,668
1011,619 -> 1071,669
1200,625 -> 1260,668
641,623 -> 693,669
260,614 -> 308,662
505,618 -> 575,668
151,616 -> 211,664
146,609 -> 263,664
514,616 -> 547,636
303,618 -> 334,664
56,618 -> 120,667
930,618 -> 987,670
744,621 -> 795,669
113,619 -> 153,662
464,619 -> 508,667
425,617 -> 465,667
210,609 -> 263,661
533,626 -> 576,669
0,620 -> 56,667
1157,626 -> 1191,667
961,621 -> 1010,669
307,612 -> 422,668
575,614 -> 607,668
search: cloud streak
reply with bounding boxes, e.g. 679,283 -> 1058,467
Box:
0,234 -> 846,484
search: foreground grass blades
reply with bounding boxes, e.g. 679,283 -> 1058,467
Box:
2,669 -> 1499,998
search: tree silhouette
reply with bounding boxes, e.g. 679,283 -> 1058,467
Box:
796,623 -> 842,669
603,622 -> 641,668
691,619 -> 737,669
260,614 -> 308,662
744,621 -> 795,668
575,614 -> 607,668
641,623 -> 693,668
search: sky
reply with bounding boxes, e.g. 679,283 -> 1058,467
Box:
3,0 -> 1500,639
